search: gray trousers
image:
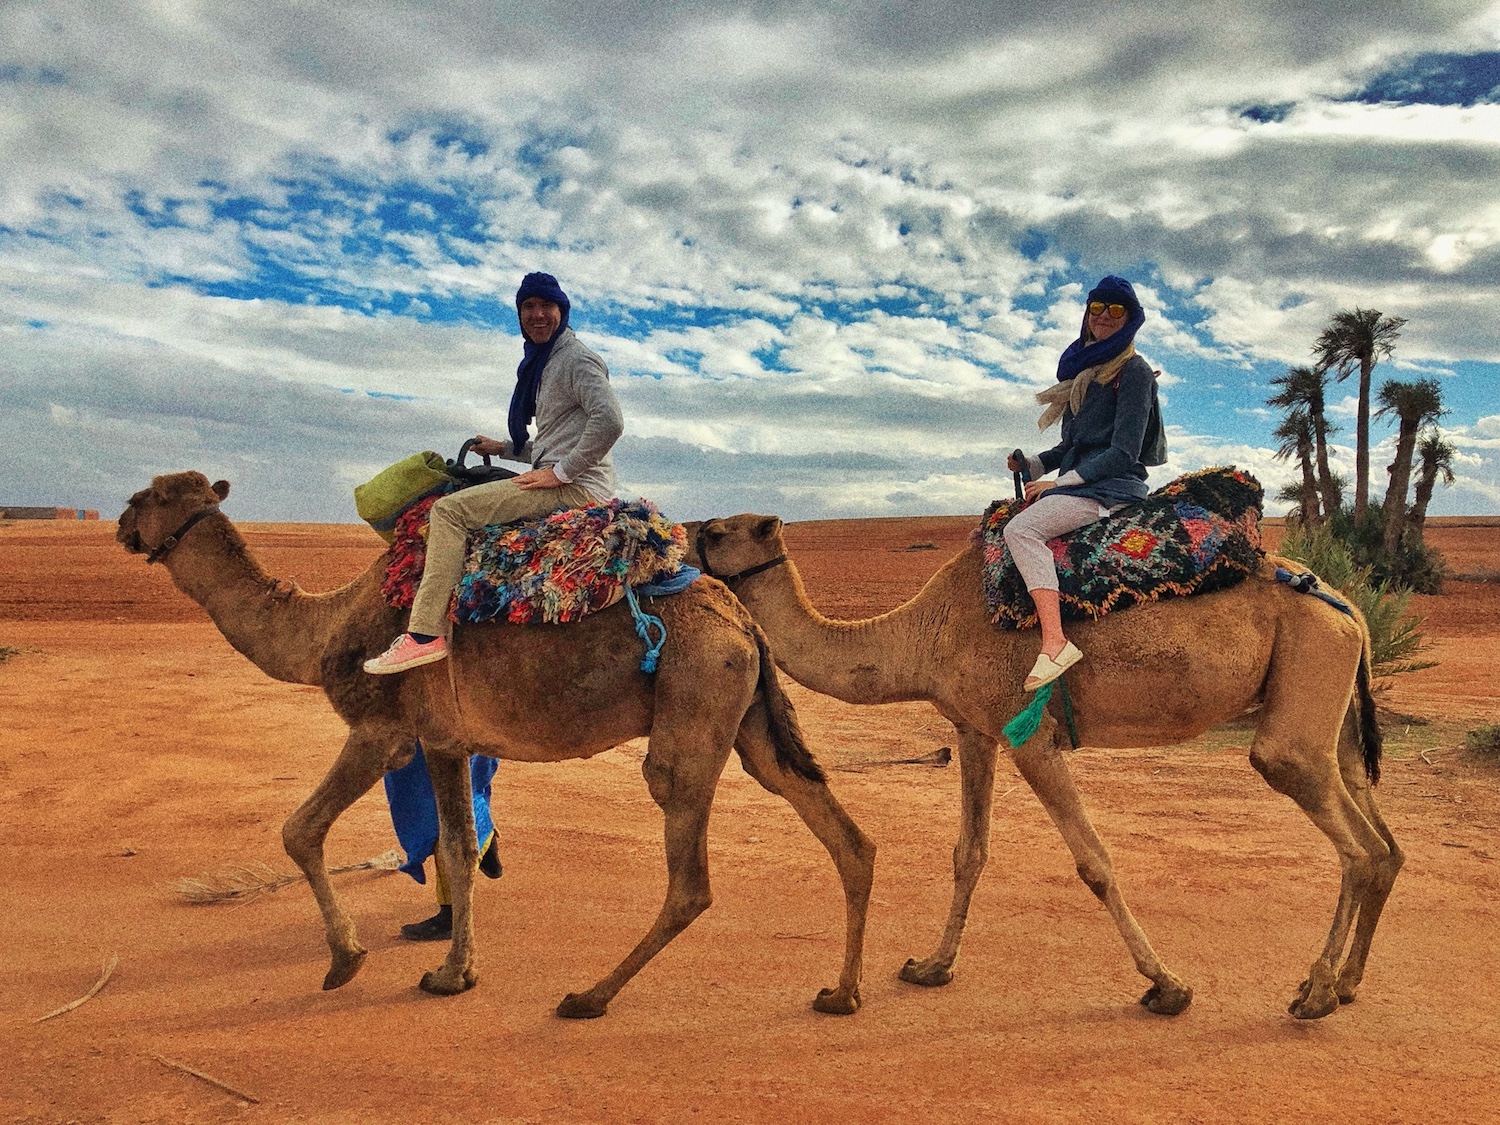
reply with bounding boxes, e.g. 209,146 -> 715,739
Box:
1002,493 -> 1114,592
408,478 -> 595,637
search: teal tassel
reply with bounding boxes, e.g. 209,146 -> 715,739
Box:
1003,682 -> 1055,749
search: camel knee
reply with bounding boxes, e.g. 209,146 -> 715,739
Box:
281,811 -> 321,867
951,837 -> 989,882
642,756 -> 672,807
1075,856 -> 1113,901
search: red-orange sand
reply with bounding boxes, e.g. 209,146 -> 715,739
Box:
2,516 -> 1497,1124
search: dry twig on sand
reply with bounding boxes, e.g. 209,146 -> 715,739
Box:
33,953 -> 118,1023
154,1055 -> 260,1104
177,849 -> 400,905
832,746 -> 952,773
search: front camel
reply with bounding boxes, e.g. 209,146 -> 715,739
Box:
689,513 -> 1402,1020
118,472 -> 874,1017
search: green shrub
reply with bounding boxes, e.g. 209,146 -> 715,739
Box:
1323,506 -> 1448,593
1466,725 -> 1500,758
1277,524 -> 1436,684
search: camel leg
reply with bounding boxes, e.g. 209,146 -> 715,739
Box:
1330,708 -> 1403,1004
901,723 -> 998,987
556,724 -> 736,1019
281,728 -> 395,990
416,744 -> 481,996
1250,700 -> 1395,1019
1011,721 -> 1194,1015
733,699 -> 875,1016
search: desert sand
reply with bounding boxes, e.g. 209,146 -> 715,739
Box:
2,513 -> 1497,1124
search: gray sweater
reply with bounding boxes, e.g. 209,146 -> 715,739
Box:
505,328 -> 623,502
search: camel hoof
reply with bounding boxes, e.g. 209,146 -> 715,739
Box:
1335,968 -> 1363,1005
419,966 -> 477,996
1139,981 -> 1193,1016
322,947 -> 367,991
899,957 -> 954,987
812,986 -> 860,1016
556,992 -> 608,1019
1288,984 -> 1339,1020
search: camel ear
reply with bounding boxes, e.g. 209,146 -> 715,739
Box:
211,480 -> 230,501
755,516 -> 781,540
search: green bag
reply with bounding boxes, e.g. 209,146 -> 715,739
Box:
354,451 -> 452,541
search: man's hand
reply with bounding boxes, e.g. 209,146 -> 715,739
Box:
1023,479 -> 1055,502
471,434 -> 510,457
514,466 -> 563,490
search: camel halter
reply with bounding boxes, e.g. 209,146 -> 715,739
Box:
695,525 -> 787,585
145,503 -> 220,565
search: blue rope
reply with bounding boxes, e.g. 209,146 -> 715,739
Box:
625,585 -> 667,673
1274,567 -> 1353,616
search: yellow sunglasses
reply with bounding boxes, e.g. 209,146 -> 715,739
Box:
1088,301 -> 1128,318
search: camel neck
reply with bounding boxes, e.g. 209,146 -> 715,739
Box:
162,515 -> 355,686
735,557 -> 934,705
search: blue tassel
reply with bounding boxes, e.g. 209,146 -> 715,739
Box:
625,586 -> 667,673
1003,681 -> 1055,748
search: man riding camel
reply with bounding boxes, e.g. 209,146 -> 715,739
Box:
365,271 -> 624,674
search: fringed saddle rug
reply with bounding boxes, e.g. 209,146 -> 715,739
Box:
382,496 -> 688,626
978,466 -> 1264,629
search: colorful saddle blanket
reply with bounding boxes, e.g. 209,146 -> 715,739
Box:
383,496 -> 689,625
978,466 -> 1264,629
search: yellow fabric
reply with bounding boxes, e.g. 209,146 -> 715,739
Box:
433,829 -> 494,907
1035,344 -> 1137,432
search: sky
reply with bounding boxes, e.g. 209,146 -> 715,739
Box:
3,1 -> 1499,525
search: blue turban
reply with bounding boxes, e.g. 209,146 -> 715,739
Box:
1055,275 -> 1145,382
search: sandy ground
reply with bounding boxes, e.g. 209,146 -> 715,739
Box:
2,514 -> 1497,1125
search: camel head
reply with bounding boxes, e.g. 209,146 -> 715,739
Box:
118,471 -> 230,560
689,513 -> 786,583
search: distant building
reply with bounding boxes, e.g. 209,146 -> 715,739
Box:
0,507 -> 100,520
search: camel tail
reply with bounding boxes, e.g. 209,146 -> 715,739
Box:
750,622 -> 827,784
1355,632 -> 1383,785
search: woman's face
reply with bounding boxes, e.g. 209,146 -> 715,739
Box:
1087,300 -> 1129,342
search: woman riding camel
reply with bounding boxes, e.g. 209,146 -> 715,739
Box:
1005,275 -> 1162,692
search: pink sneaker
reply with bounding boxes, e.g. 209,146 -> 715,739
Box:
364,633 -> 449,675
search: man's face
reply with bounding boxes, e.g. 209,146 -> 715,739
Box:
520,297 -> 563,344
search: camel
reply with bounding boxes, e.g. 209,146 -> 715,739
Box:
687,513 -> 1403,1020
117,472 -> 874,1017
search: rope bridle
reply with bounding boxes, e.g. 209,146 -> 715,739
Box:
694,524 -> 787,585
144,503 -> 220,565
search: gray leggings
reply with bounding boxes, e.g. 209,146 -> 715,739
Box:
1002,493 -> 1114,592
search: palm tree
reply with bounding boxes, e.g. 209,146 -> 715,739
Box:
1407,430 -> 1456,545
1268,365 -> 1341,517
1272,409 -> 1321,527
1374,378 -> 1445,556
1312,308 -> 1408,521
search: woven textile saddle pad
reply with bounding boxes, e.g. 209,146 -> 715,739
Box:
382,495 -> 688,625
978,466 -> 1264,629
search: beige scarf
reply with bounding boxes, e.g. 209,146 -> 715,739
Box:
1035,344 -> 1136,431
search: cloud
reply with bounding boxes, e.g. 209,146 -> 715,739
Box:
2,0 -> 1498,523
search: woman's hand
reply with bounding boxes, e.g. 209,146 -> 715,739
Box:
1006,452 -> 1022,472
1023,479 -> 1055,502
514,466 -> 563,490
471,434 -> 509,457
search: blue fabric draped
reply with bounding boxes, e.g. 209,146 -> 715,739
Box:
383,741 -> 500,884
507,314 -> 569,455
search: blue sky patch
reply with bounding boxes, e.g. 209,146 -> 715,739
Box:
1351,52 -> 1500,107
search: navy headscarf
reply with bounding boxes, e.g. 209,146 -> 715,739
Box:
1055,275 -> 1145,382
508,272 -> 571,455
